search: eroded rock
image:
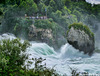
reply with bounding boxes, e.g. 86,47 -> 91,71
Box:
28,25 -> 53,42
67,26 -> 94,55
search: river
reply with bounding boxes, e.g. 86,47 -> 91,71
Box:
0,33 -> 100,75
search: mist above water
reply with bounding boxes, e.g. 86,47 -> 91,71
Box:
25,41 -> 100,75
95,25 -> 100,49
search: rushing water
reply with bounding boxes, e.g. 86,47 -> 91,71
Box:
1,33 -> 100,75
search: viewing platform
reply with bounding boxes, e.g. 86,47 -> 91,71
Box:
25,14 -> 48,20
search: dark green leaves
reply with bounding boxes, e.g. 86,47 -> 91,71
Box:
0,38 -> 30,75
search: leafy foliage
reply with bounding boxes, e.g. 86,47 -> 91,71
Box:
13,18 -> 32,38
34,19 -> 58,30
19,0 -> 38,15
0,38 -> 30,76
70,67 -> 89,76
0,39 -> 60,76
26,58 -> 59,76
1,5 -> 33,37
0,0 -> 99,40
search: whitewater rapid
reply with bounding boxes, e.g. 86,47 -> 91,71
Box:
26,42 -> 100,75
1,33 -> 100,75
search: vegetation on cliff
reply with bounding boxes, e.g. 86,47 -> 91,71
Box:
0,0 -> 100,36
34,19 -> 58,30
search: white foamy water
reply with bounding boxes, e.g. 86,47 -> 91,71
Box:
26,42 -> 100,75
1,33 -> 100,75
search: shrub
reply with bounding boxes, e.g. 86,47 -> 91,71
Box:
34,19 -> 58,30
0,39 -> 59,76
0,38 -> 30,76
25,58 -> 59,76
19,0 -> 38,15
13,18 -> 32,38
70,67 -> 89,76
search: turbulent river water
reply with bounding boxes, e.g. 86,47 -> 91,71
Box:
0,33 -> 100,75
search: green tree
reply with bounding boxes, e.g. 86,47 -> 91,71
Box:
13,18 -> 32,38
63,0 -> 71,7
85,14 -> 96,26
0,39 -> 30,76
38,1 -> 46,15
54,0 -> 64,10
0,39 -> 59,76
62,6 -> 71,15
73,9 -> 82,22
50,10 -> 62,23
49,0 -> 57,11
19,0 -> 38,15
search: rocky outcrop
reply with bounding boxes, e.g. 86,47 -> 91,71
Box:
28,25 -> 67,49
67,27 -> 94,55
28,25 -> 54,43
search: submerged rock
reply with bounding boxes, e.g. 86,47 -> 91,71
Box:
67,23 -> 95,55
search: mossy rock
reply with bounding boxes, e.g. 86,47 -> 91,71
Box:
67,23 -> 95,55
68,23 -> 94,39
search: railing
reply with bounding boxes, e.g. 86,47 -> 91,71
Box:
25,16 -> 48,19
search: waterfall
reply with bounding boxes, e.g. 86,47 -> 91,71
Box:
1,33 -> 100,75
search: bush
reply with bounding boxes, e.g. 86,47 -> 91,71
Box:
70,67 -> 89,76
25,58 -> 59,76
34,19 -> 58,30
2,6 -> 33,37
13,18 -> 32,38
0,39 -> 60,76
0,38 -> 30,76
19,0 -> 38,15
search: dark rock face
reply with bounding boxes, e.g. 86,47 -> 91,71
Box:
28,25 -> 53,43
28,25 -> 67,49
67,27 -> 94,55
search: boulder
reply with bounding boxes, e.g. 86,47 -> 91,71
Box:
28,25 -> 54,43
67,23 -> 95,55
28,25 -> 67,49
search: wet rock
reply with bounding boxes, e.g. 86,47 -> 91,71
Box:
28,25 -> 67,49
28,25 -> 54,43
67,27 -> 94,55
